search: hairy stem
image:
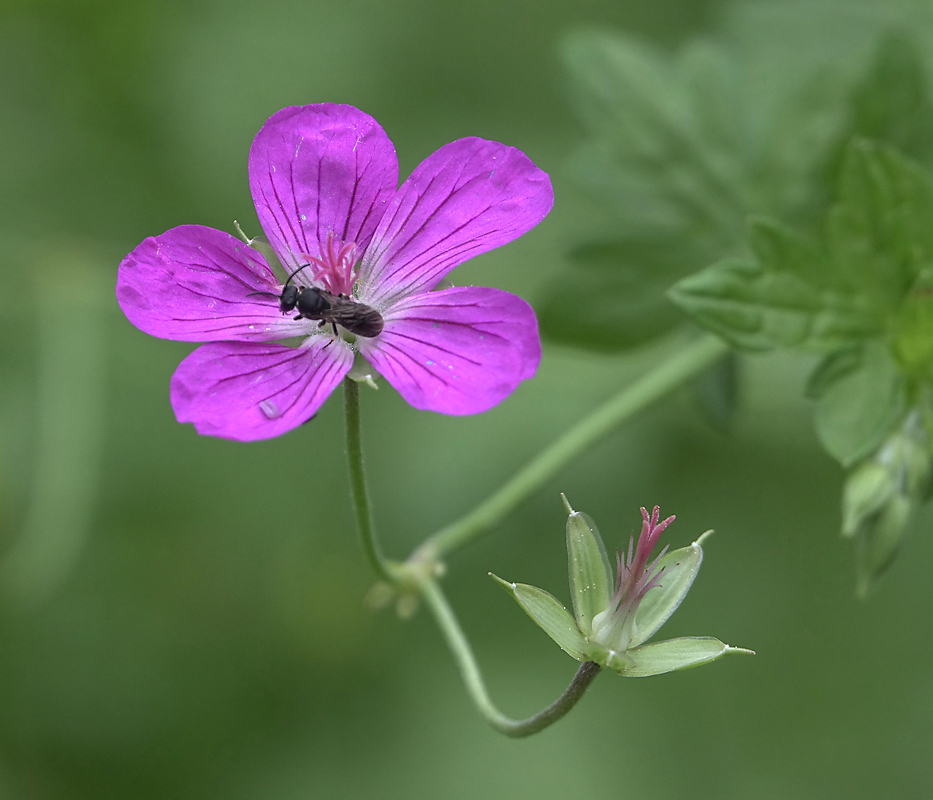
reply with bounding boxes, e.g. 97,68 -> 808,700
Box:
344,378 -> 396,584
419,576 -> 600,737
418,335 -> 730,560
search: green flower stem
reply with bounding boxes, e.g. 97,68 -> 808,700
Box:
418,575 -> 601,737
418,335 -> 730,561
344,377 -> 397,584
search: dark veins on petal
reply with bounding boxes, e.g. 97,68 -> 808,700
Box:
374,337 -> 465,392
289,157 -> 312,257
384,329 -> 486,366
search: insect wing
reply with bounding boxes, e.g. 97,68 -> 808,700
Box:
327,299 -> 385,338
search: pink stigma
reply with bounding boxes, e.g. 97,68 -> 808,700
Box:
611,506 -> 676,611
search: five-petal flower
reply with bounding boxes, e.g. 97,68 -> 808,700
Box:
117,104 -> 553,440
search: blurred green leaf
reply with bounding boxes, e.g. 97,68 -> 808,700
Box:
827,140 -> 933,301
893,268 -> 933,381
673,141 -> 933,356
843,31 -> 933,167
812,341 -> 907,467
805,347 -> 865,400
562,31 -> 751,234
537,238 -> 688,351
669,228 -> 879,353
548,18 -> 863,353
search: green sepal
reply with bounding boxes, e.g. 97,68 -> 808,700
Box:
347,353 -> 380,389
583,641 -> 634,673
614,637 -> 753,677
233,224 -> 288,284
631,541 -> 703,648
489,574 -> 587,661
565,508 -> 612,635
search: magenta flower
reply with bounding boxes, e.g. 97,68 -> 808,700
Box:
117,104 -> 553,441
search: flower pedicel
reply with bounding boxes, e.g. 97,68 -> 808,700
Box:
117,104 -> 553,440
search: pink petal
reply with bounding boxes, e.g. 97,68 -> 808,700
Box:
117,225 -> 311,342
357,138 -> 553,308
248,104 -> 399,274
358,286 -> 541,415
170,339 -> 353,441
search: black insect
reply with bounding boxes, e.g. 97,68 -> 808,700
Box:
249,265 -> 384,338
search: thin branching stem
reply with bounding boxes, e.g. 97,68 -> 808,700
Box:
419,576 -> 601,737
416,335 -> 730,561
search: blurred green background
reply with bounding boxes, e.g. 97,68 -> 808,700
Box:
2,0 -> 933,798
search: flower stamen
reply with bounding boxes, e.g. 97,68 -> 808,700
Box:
590,506 -> 675,650
300,231 -> 360,296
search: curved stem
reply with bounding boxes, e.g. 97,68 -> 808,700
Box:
343,378 -> 396,584
418,335 -> 730,561
419,575 -> 601,737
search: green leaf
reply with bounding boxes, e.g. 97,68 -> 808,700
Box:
563,18 -> 863,237
565,510 -> 612,635
747,216 -> 826,284
669,253 -> 879,353
812,341 -> 907,467
557,21 -> 884,355
562,30 -> 751,239
537,237 -> 690,352
805,347 -> 864,399
827,140 -> 933,303
893,268 -> 933,381
563,29 -> 681,139
631,542 -> 703,648
489,574 -> 588,661
671,216 -> 885,351
845,32 -> 933,167
616,637 -> 753,677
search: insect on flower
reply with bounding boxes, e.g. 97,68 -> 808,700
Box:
250,263 -> 385,338
116,103 -> 553,440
